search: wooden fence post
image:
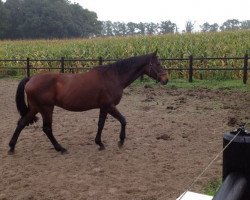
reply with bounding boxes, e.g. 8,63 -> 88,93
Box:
99,57 -> 103,66
243,54 -> 248,84
188,55 -> 193,83
61,57 -> 65,73
26,57 -> 30,77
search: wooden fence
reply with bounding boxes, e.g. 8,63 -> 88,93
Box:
0,54 -> 249,84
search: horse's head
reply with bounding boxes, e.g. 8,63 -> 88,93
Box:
144,50 -> 168,85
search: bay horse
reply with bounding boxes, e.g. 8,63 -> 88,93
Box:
9,51 -> 168,154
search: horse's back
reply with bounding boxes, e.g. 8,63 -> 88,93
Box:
26,73 -> 58,89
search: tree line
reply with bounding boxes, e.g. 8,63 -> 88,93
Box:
0,0 -> 249,39
101,21 -> 177,36
0,0 -> 102,39
102,20 -> 250,36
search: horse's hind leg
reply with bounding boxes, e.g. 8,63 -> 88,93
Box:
40,106 -> 67,154
9,110 -> 37,154
95,108 -> 108,150
107,106 -> 126,147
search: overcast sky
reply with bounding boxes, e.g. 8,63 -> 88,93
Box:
71,0 -> 250,30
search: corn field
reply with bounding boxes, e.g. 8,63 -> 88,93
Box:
0,30 -> 249,79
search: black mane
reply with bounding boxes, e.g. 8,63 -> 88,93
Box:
94,53 -> 153,75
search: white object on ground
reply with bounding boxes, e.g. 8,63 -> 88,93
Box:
176,191 -> 213,200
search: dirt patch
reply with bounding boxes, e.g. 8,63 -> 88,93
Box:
0,79 -> 249,200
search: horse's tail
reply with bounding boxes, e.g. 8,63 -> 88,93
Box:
16,77 -> 38,124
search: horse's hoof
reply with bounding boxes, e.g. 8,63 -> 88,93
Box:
8,149 -> 15,155
98,145 -> 105,151
60,148 -> 68,155
118,141 -> 124,148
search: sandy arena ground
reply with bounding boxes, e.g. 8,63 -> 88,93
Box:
0,79 -> 249,200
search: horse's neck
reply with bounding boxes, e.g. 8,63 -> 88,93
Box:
120,64 -> 145,88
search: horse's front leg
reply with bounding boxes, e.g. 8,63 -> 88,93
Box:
107,106 -> 127,147
95,109 -> 108,150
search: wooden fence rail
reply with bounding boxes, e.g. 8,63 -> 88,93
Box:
0,55 -> 248,84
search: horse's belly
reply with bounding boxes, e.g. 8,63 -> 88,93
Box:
60,102 -> 98,111
56,95 -> 100,111
55,80 -> 121,111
